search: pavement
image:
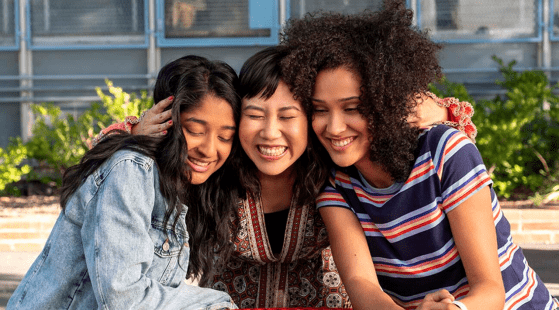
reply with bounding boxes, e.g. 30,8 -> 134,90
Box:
0,246 -> 557,309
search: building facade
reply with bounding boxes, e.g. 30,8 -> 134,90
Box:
0,0 -> 557,147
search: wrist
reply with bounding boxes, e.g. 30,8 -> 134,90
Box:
452,300 -> 468,310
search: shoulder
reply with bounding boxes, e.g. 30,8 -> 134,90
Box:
419,125 -> 474,152
93,149 -> 157,185
327,166 -> 360,188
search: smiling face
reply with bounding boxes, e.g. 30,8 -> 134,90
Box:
311,67 -> 371,168
180,94 -> 236,185
239,81 -> 308,177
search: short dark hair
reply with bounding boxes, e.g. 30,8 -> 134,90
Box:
233,46 -> 329,207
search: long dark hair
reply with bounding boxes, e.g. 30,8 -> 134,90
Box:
233,46 -> 329,207
60,55 -> 241,286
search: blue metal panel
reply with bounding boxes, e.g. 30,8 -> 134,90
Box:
26,0 -> 150,50
249,0 -> 276,29
156,0 -> 279,47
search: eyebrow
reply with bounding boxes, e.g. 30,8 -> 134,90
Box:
243,104 -> 302,112
185,117 -> 236,131
310,96 -> 360,103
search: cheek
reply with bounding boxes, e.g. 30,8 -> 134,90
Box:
311,118 -> 323,136
238,123 -> 253,152
217,144 -> 233,165
295,119 -> 308,140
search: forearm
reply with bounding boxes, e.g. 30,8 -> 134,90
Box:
344,276 -> 403,310
91,117 -> 138,148
456,279 -> 505,310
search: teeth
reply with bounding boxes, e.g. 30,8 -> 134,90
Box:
331,137 -> 354,147
189,158 -> 210,167
258,146 -> 287,156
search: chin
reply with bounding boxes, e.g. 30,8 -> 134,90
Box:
331,158 -> 355,168
190,175 -> 209,185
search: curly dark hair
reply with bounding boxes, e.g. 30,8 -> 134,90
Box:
280,0 -> 443,181
233,46 -> 329,207
60,55 -> 240,287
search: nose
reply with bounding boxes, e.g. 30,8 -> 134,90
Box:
260,117 -> 282,140
326,111 -> 346,136
196,135 -> 217,158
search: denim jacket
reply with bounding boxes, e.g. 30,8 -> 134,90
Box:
8,150 -> 237,310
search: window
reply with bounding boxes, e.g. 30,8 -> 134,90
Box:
552,0 -> 559,40
417,0 -> 539,42
28,0 -> 147,49
289,0 -> 383,19
0,0 -> 17,49
157,0 -> 279,47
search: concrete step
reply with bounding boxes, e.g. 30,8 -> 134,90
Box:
0,214 -> 58,252
0,208 -> 558,252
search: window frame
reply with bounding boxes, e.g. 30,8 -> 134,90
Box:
25,0 -> 150,50
155,0 -> 280,47
415,0 -> 543,44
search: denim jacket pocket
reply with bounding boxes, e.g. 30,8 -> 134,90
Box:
147,212 -> 190,287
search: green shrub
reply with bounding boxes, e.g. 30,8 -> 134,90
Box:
96,79 -> 153,126
0,138 -> 31,195
431,56 -> 559,199
0,80 -> 153,195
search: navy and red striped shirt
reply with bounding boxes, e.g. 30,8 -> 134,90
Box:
317,125 -> 558,310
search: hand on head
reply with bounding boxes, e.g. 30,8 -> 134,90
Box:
131,96 -> 174,136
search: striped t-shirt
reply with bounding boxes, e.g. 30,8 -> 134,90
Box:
317,125 -> 558,310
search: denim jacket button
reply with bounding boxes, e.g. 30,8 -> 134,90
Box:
163,240 -> 170,251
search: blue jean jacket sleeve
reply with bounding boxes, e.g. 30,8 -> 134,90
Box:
81,154 -> 236,310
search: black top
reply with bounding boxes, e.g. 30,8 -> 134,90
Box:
263,208 -> 290,255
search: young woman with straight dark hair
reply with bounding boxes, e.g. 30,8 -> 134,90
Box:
8,55 -> 240,310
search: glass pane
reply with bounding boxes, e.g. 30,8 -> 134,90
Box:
30,0 -> 145,36
419,0 -> 538,41
290,0 -> 384,19
0,0 -> 16,47
165,0 -> 270,38
554,0 -> 559,37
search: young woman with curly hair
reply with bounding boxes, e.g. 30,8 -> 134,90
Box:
280,1 -> 559,310
96,47 -> 452,308
8,55 -> 239,309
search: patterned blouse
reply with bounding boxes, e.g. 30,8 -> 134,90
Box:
211,192 -> 351,308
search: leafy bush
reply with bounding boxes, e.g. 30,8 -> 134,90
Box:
0,80 -> 153,195
431,56 -> 559,199
96,80 -> 153,124
0,138 -> 31,195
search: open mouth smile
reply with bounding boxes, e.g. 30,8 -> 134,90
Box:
258,145 -> 287,159
187,157 -> 212,172
329,137 -> 355,150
